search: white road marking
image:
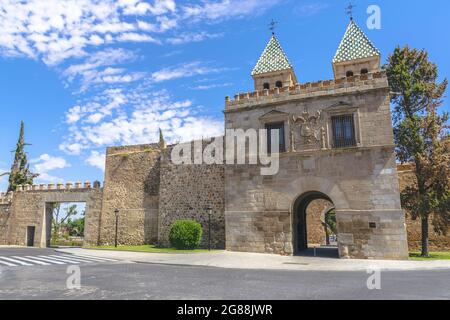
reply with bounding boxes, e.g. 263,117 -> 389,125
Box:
0,253 -> 119,268
0,259 -> 17,267
38,255 -> 81,264
62,254 -> 118,262
11,256 -> 50,266
53,255 -> 98,263
25,256 -> 66,265
0,257 -> 33,266
48,255 -> 99,264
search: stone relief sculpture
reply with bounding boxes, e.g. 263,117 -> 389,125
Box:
291,108 -> 323,150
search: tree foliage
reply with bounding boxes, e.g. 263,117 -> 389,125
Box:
386,46 -> 450,256
4,121 -> 38,192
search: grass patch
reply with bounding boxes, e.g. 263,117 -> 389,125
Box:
409,252 -> 450,261
84,244 -> 220,254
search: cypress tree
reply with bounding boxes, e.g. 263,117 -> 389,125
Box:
6,121 -> 38,192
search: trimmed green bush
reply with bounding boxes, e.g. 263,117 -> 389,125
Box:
169,220 -> 203,250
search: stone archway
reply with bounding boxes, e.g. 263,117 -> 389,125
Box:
292,191 -> 335,255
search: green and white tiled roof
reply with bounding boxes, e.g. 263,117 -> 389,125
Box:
251,34 -> 293,76
333,20 -> 380,63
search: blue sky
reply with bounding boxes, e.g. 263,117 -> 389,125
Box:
0,0 -> 449,191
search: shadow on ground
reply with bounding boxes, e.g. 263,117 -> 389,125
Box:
296,246 -> 339,259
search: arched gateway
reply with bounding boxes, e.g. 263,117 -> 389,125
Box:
293,191 -> 334,254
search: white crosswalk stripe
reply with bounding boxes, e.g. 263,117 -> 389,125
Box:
0,259 -> 17,267
11,256 -> 51,265
61,254 -> 118,262
25,256 -> 67,265
0,256 -> 33,266
49,255 -> 97,263
0,254 -> 119,268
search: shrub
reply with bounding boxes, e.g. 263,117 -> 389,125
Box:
169,220 -> 203,250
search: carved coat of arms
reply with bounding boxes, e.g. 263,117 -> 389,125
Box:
292,109 -> 322,145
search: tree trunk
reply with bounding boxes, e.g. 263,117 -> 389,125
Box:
421,216 -> 430,257
325,225 -> 330,246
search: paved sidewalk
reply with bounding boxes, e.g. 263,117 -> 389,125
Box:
56,248 -> 450,272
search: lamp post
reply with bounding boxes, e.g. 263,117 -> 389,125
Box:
207,207 -> 213,251
114,209 -> 119,248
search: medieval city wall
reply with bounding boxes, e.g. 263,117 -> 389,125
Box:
100,144 -> 161,246
224,73 -> 409,259
158,147 -> 226,248
0,204 -> 12,245
0,184 -> 102,247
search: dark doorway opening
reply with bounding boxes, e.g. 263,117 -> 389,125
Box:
26,226 -> 35,247
293,191 -> 338,257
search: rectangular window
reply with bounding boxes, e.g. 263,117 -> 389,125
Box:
265,122 -> 286,153
331,115 -> 356,148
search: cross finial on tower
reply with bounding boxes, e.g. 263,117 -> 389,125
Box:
346,2 -> 356,20
268,19 -> 278,34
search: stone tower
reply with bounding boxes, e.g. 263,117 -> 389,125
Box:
224,25 -> 409,259
332,19 -> 381,79
251,34 -> 298,91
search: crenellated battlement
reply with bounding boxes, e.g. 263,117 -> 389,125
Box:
14,181 -> 102,193
225,71 -> 388,111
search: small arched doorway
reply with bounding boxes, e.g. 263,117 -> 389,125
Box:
293,191 -> 337,256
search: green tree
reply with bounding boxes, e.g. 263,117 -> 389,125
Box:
67,217 -> 85,237
2,122 -> 38,192
52,204 -> 79,242
386,46 -> 450,257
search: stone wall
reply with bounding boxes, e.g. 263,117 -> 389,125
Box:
0,204 -> 12,245
100,144 -> 161,245
158,147 -> 226,248
3,186 -> 102,247
306,199 -> 334,246
398,164 -> 450,251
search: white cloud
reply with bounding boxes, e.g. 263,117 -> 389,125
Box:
30,154 -> 70,183
116,32 -> 160,43
181,0 -> 281,21
294,3 -> 329,16
0,0 -> 179,65
190,82 -> 233,90
62,48 -> 142,91
31,154 -> 70,173
167,31 -> 223,45
86,151 -> 106,171
60,88 -> 224,154
0,0 -> 280,65
151,61 -> 223,82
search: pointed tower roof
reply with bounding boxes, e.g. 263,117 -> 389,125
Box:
333,20 -> 380,63
251,34 -> 293,76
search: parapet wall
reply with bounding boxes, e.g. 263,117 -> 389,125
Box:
225,71 -> 388,111
14,181 -> 100,192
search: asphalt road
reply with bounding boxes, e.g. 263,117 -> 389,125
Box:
0,248 -> 449,300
